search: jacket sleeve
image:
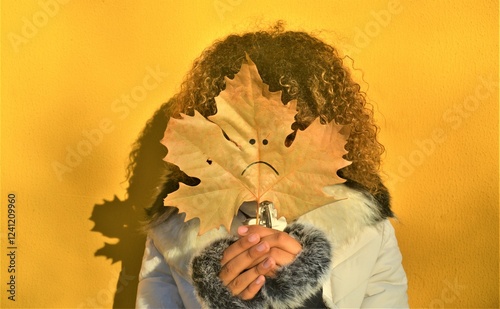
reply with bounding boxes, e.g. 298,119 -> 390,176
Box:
136,237 -> 185,309
361,220 -> 409,308
191,223 -> 332,309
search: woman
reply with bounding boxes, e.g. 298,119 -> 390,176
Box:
134,24 -> 408,308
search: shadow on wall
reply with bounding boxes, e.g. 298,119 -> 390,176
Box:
89,101 -> 172,308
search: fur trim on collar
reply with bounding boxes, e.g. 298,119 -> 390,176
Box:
148,183 -> 385,279
298,184 -> 383,249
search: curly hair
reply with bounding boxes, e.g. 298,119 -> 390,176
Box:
128,23 -> 391,224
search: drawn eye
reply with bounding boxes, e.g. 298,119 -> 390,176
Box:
249,139 -> 256,145
206,159 -> 212,165
262,139 -> 268,145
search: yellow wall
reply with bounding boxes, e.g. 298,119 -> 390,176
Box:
1,1 -> 498,308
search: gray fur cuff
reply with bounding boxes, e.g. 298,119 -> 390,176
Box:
191,223 -> 332,309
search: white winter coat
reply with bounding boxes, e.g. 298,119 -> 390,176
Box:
136,184 -> 408,308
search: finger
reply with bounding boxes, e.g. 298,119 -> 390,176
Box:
227,257 -> 275,297
239,226 -> 302,256
244,233 -> 302,269
238,275 -> 265,300
219,241 -> 270,286
261,232 -> 302,255
221,232 -> 260,266
237,225 -> 278,238
256,256 -> 276,275
257,257 -> 277,278
245,245 -> 297,269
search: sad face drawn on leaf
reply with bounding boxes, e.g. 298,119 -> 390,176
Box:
208,59 -> 297,195
240,138 -> 279,177
210,128 -> 280,178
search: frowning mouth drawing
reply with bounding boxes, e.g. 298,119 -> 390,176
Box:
241,161 -> 279,176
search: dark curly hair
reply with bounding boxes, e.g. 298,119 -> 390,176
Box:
128,23 -> 393,225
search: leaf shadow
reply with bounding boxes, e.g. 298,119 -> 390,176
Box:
89,101 -> 172,308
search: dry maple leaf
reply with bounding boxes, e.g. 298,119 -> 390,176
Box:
162,56 -> 351,234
